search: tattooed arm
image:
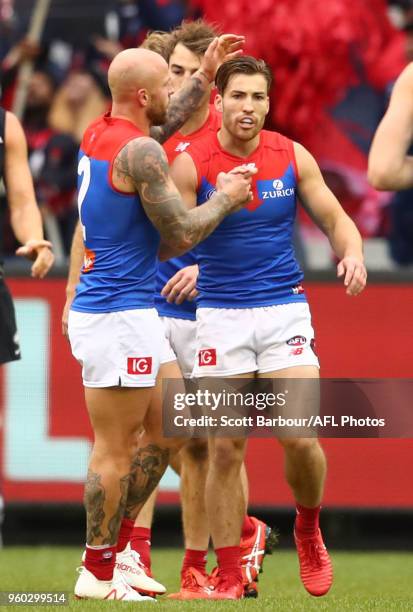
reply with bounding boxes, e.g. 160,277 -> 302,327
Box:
150,34 -> 244,143
114,137 -> 254,253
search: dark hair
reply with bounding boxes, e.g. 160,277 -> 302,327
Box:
165,19 -> 220,61
215,56 -> 273,94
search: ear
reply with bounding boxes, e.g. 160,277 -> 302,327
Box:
265,96 -> 270,116
214,93 -> 223,113
137,88 -> 149,107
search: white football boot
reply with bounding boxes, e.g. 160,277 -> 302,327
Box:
74,566 -> 156,601
115,543 -> 166,595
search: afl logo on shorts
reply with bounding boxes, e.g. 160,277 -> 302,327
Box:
286,336 -> 306,346
128,357 -> 152,374
199,348 -> 217,366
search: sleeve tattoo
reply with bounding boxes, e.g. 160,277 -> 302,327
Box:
150,74 -> 208,143
114,137 -> 232,252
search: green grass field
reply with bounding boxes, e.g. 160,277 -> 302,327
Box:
0,547 -> 412,611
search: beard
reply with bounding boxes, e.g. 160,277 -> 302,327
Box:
147,101 -> 168,126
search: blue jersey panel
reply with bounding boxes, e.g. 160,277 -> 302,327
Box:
72,152 -> 160,313
155,251 -> 197,320
196,163 -> 305,308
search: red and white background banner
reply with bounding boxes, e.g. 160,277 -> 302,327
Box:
0,278 -> 412,508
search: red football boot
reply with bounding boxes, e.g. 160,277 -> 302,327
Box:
167,567 -> 212,600
294,528 -> 333,596
208,573 -> 244,600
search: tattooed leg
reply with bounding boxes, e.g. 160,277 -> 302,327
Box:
126,361 -> 185,521
84,469 -> 129,545
125,440 -> 170,521
84,386 -> 152,546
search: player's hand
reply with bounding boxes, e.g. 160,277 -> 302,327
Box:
200,34 -> 245,82
161,265 -> 199,304
227,164 -> 257,179
62,290 -> 75,340
337,256 -> 367,296
15,240 -> 54,278
216,166 -> 257,211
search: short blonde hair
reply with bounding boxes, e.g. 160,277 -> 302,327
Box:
140,31 -> 171,60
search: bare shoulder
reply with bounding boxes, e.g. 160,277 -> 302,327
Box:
170,151 -> 197,184
114,136 -> 169,188
293,141 -> 319,179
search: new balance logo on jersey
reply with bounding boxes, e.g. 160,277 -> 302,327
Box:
257,178 -> 295,200
127,357 -> 152,374
175,142 -> 191,153
199,348 -> 217,366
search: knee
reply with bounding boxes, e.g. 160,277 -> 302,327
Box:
210,439 -> 244,472
279,437 -> 321,454
94,429 -> 139,465
182,439 -> 209,464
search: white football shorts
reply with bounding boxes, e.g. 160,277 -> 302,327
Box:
160,316 -> 197,378
68,308 -> 165,387
192,303 -> 319,377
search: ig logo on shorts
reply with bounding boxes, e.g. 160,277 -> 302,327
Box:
127,357 -> 152,374
198,348 -> 217,366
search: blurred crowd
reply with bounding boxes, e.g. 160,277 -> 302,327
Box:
0,0 -> 413,266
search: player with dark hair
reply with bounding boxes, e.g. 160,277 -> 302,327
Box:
169,55 -> 366,599
153,21 -> 277,600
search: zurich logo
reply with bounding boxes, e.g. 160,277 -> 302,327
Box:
273,179 -> 284,190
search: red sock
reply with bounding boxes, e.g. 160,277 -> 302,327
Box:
295,504 -> 320,537
215,546 -> 242,583
182,549 -> 208,577
130,527 -> 152,570
84,545 -> 116,581
117,518 -> 135,553
241,516 -> 256,540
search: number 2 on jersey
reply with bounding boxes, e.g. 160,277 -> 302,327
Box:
78,155 -> 91,240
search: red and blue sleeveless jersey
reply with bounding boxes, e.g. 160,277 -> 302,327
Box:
71,114 -> 160,313
188,129 -> 306,308
154,105 -> 221,320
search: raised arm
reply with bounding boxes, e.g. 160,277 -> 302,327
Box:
295,142 -> 366,296
4,111 -> 54,278
368,63 -> 413,190
150,34 -> 244,143
114,137 -> 254,254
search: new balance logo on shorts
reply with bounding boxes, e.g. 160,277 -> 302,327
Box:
127,357 -> 152,374
287,336 -> 306,356
198,348 -> 217,366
